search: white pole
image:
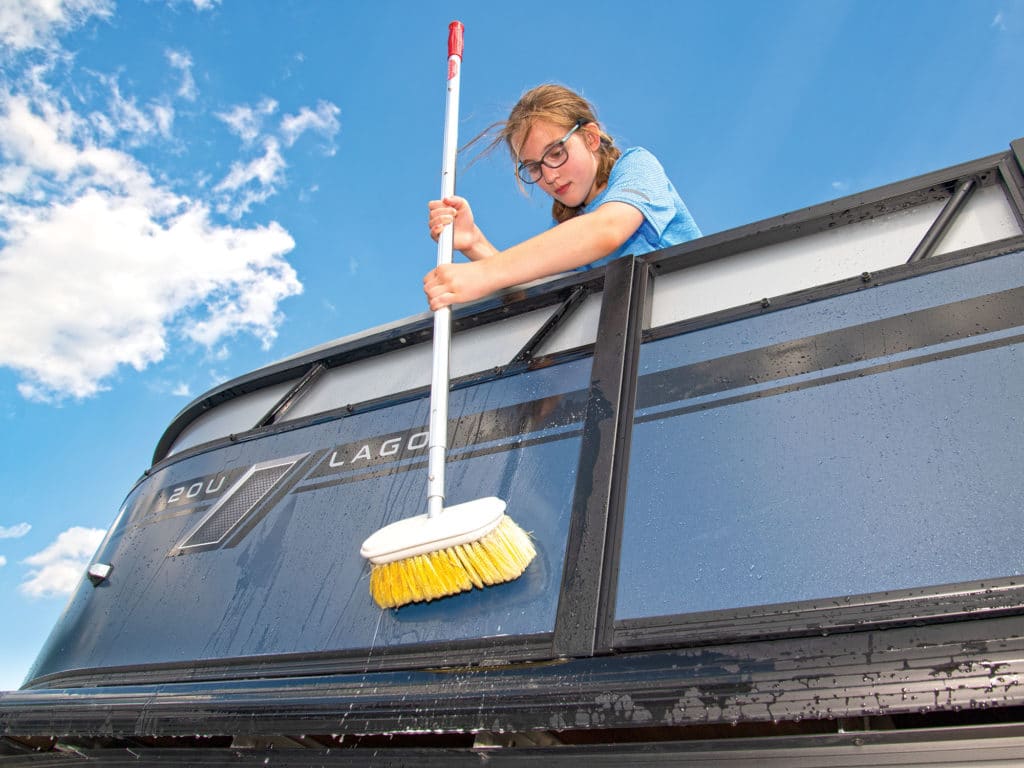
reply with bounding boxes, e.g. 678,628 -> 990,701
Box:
427,21 -> 463,519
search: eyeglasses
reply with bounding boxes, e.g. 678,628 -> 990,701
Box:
516,120 -> 585,184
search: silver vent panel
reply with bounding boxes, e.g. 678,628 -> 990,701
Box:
175,455 -> 305,552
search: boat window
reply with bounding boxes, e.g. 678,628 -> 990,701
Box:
615,249 -> 1024,625
30,357 -> 593,683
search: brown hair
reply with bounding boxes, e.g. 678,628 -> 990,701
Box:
469,84 -> 621,223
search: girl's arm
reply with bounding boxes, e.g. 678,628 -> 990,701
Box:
423,201 -> 643,311
428,196 -> 499,261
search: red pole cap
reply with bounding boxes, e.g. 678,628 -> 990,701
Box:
448,21 -> 464,59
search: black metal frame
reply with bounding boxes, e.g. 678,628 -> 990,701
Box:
9,140 -> 1024,742
5,724 -> 1024,766
253,362 -> 326,428
120,139 -> 1024,671
508,283 -> 589,367
578,141 -> 1024,657
1001,138 -> 1024,231
907,176 -> 978,263
41,233 -> 1024,693
8,615 -> 1024,740
552,256 -> 649,657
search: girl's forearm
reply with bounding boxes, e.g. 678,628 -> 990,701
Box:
461,226 -> 499,261
424,203 -> 643,311
482,204 -> 640,287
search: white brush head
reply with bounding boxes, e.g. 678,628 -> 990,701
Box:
360,496 -> 506,564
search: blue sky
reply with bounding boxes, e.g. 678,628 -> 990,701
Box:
0,0 -> 1021,690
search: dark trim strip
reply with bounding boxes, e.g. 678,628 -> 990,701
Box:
1000,154 -> 1024,231
908,176 -> 977,263
254,362 -> 326,428
7,725 -> 1024,766
637,284 -> 1024,414
294,426 -> 585,494
637,331 -> 1024,426
614,575 -> 1024,650
9,617 -> 1024,739
23,633 -> 556,691
553,257 -> 647,658
301,389 -> 589,480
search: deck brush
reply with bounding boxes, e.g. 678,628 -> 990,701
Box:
361,498 -> 536,609
359,22 -> 535,609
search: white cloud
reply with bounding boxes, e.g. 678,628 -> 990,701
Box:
1,189 -> 300,400
216,137 -> 284,190
148,378 -> 193,397
152,103 -> 174,137
0,0 -> 112,52
0,523 -> 32,538
0,91 -> 302,402
992,11 -> 1006,30
831,180 -> 849,192
1,93 -> 81,178
214,137 -> 287,218
211,98 -> 338,215
280,100 -> 340,149
0,556 -> 6,568
20,526 -> 105,598
216,98 -> 278,145
0,4 -> 349,404
166,49 -> 197,102
87,73 -> 178,143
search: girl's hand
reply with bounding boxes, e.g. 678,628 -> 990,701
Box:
428,195 -> 479,254
423,260 -> 499,311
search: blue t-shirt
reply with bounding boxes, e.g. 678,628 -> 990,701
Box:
573,147 -> 701,270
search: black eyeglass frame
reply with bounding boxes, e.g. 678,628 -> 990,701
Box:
516,120 -> 586,184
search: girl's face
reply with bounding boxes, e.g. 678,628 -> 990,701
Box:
514,119 -> 602,208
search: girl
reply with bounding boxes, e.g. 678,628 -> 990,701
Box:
424,84 -> 700,311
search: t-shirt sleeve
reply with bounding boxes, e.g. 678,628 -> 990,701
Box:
596,148 -> 677,239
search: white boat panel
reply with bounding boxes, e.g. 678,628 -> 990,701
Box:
278,305 -> 561,423
934,183 -> 1022,255
649,199 -> 948,329
167,379 -> 298,456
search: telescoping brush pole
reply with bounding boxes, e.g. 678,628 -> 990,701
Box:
360,21 -> 536,610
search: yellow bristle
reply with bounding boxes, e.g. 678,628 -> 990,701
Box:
410,555 -> 430,602
453,542 -> 484,589
461,539 -> 495,585
368,515 -> 535,609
